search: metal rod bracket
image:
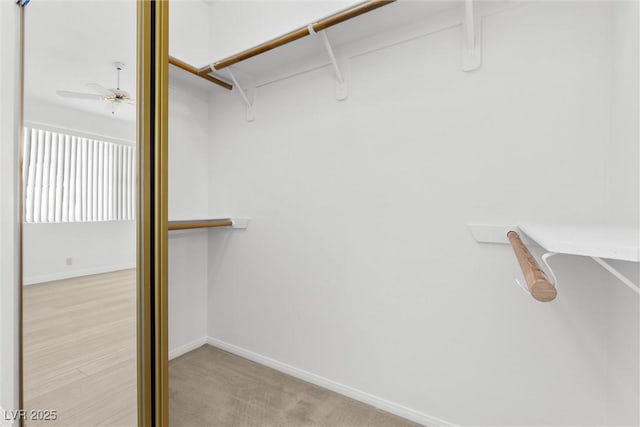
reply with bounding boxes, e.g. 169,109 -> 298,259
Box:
310,27 -> 348,101
515,252 -> 558,294
226,68 -> 256,122
462,0 -> 482,72
541,252 -> 559,287
591,257 -> 640,295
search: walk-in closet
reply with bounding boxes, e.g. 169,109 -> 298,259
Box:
1,0 -> 637,426
166,1 -> 639,426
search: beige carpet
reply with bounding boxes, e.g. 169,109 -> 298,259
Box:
170,345 -> 415,427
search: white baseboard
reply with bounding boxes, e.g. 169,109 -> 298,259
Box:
0,407 -> 15,427
169,337 -> 208,360
206,337 -> 456,427
23,263 -> 136,285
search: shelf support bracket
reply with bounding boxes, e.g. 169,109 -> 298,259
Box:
541,252 -> 559,287
462,0 -> 482,72
591,257 -> 640,295
309,25 -> 348,101
226,67 -> 256,122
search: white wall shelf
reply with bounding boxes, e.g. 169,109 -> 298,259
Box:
519,224 -> 639,262
469,223 -> 640,296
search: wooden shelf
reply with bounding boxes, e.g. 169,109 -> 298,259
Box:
519,224 -> 639,262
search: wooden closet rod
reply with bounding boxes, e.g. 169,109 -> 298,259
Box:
168,219 -> 234,231
169,56 -> 233,90
507,231 -> 557,302
200,0 -> 396,73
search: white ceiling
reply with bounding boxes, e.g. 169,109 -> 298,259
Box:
24,0 -> 137,122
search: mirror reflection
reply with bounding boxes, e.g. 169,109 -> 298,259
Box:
22,1 -> 137,425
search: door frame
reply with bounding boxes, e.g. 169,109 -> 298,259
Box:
1,1 -> 24,424
14,1 -> 170,425
136,1 -> 169,425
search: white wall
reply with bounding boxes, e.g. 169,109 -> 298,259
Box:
606,260 -> 639,425
25,99 -> 135,142
169,0 -> 211,67
198,2 -> 638,425
605,1 -> 640,424
609,0 -> 639,226
0,1 -> 22,419
22,222 -> 136,285
168,74 -> 211,355
22,101 -> 136,285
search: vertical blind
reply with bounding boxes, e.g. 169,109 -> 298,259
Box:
23,127 -> 136,223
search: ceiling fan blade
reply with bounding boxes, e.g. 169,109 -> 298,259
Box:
56,90 -> 105,100
86,83 -> 113,95
125,99 -> 136,105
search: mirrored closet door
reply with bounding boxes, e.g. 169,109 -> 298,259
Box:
22,1 -> 138,425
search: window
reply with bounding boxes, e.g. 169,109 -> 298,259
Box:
23,126 -> 135,223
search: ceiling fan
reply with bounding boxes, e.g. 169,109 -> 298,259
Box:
56,62 -> 134,115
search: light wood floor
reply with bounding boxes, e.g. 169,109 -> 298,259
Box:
24,270 -> 414,427
23,269 -> 138,426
